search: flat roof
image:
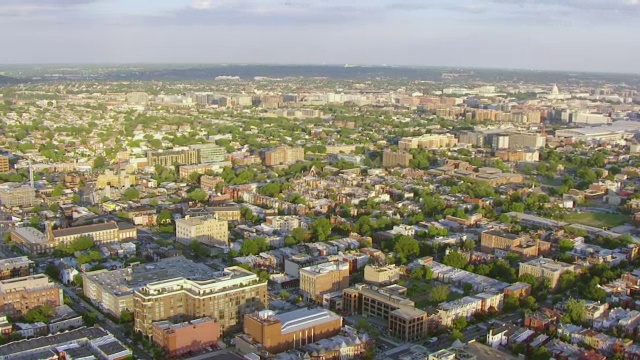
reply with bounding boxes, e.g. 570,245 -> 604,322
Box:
0,327 -> 108,356
53,221 -> 118,238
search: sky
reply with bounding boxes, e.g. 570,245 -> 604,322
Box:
1,0 -> 639,73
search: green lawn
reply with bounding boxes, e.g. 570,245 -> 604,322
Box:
564,212 -> 630,229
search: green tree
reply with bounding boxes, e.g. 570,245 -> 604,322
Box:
51,185 -> 65,197
310,218 -> 332,241
45,264 -> 59,280
188,188 -> 208,203
429,284 -> 451,303
24,304 -> 56,323
559,238 -> 574,252
443,251 -> 467,269
563,298 -> 587,324
157,209 -> 173,225
240,237 -> 269,255
93,156 -> 107,169
190,240 -> 209,257
122,187 -> 140,201
452,316 -> 468,330
503,295 -> 520,312
120,310 -> 134,323
73,273 -> 83,287
83,312 -> 98,326
394,235 -> 420,263
518,273 -> 539,289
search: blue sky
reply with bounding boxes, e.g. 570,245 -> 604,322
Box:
1,0 -> 639,73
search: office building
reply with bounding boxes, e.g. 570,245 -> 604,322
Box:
0,156 -> 9,173
0,326 -> 132,360
382,150 -> 413,168
151,317 -> 220,357
342,284 -> 427,341
134,265 -> 267,335
300,261 -> 350,302
0,256 -> 35,280
363,265 -> 401,286
190,144 -> 227,164
242,308 -> 342,354
147,148 -> 199,167
508,133 -> 546,150
0,185 -> 36,208
0,274 -> 63,317
398,134 -> 458,150
261,146 -> 305,166
175,215 -> 229,247
519,257 -> 577,289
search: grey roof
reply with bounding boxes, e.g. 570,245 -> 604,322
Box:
0,327 -> 108,356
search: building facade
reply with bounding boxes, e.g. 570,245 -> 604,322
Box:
175,216 -> 229,246
0,185 -> 36,208
0,274 -> 63,317
398,134 -> 458,150
300,262 -> 350,302
151,317 -> 220,357
134,266 -> 268,336
382,150 -> 413,168
0,257 -> 35,280
242,308 -> 342,354
0,156 -> 9,173
519,257 -> 576,289
261,146 -> 305,166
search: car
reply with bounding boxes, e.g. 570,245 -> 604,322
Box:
429,337 -> 438,343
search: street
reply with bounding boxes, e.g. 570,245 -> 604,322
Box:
61,284 -> 153,360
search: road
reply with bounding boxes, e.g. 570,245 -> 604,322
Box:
62,284 -> 153,360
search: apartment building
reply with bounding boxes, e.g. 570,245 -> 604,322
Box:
0,256 -> 35,280
178,162 -> 230,179
52,221 -> 137,246
496,149 -> 540,162
96,170 -> 137,189
0,156 -> 9,173
0,185 -> 36,208
519,257 -> 577,289
175,215 -> 229,247
265,216 -> 301,232
260,146 -> 305,166
151,317 -> 220,357
200,175 -> 224,191
398,134 -> 458,150
242,308 -> 342,354
134,265 -> 268,335
190,144 -> 227,163
342,284 -> 427,341
363,264 -> 401,286
147,148 -> 199,167
508,133 -> 546,150
437,293 -> 504,327
0,274 -> 63,317
300,261 -> 350,302
382,150 -> 413,168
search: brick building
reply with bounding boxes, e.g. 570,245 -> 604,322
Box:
151,317 -> 220,357
0,274 -> 62,317
300,261 -> 350,302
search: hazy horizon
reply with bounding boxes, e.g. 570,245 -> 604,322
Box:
2,0 -> 639,74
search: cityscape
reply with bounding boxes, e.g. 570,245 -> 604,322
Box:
2,1 -> 640,360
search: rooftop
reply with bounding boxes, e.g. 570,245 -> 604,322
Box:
0,327 -> 108,356
272,308 -> 341,335
300,261 -> 349,275
0,256 -> 34,270
52,221 -> 118,238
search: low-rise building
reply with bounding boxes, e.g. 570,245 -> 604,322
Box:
363,264 -> 401,286
265,216 -> 301,232
151,317 -> 220,357
0,184 -> 36,208
241,308 -> 342,354
0,256 -> 35,280
519,257 -> 576,289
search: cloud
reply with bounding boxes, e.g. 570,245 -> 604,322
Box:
0,0 -> 98,19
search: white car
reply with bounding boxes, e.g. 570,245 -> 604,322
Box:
429,337 -> 438,343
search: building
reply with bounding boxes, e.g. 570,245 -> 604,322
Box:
151,317 -> 220,357
200,175 -> 224,191
342,284 -> 427,341
300,262 -> 350,302
10,227 -> 51,255
0,326 -> 132,360
242,308 -> 342,354
503,282 -> 532,299
0,185 -> 36,208
0,156 -> 9,173
127,92 -> 149,104
436,293 -> 503,327
0,274 -> 62,317
0,256 -> 34,280
508,133 -> 546,150
382,150 -> 413,168
133,264 -> 268,335
363,265 -> 401,286
265,216 -> 301,232
52,221 -> 137,247
261,146 -> 305,166
96,170 -> 137,189
178,162 -> 231,179
147,148 -> 199,167
175,215 -> 229,247
519,257 -> 576,289
190,144 -> 227,164
398,134 -> 458,150
480,230 -> 549,258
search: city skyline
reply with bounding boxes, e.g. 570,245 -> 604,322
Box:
1,0 -> 640,73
